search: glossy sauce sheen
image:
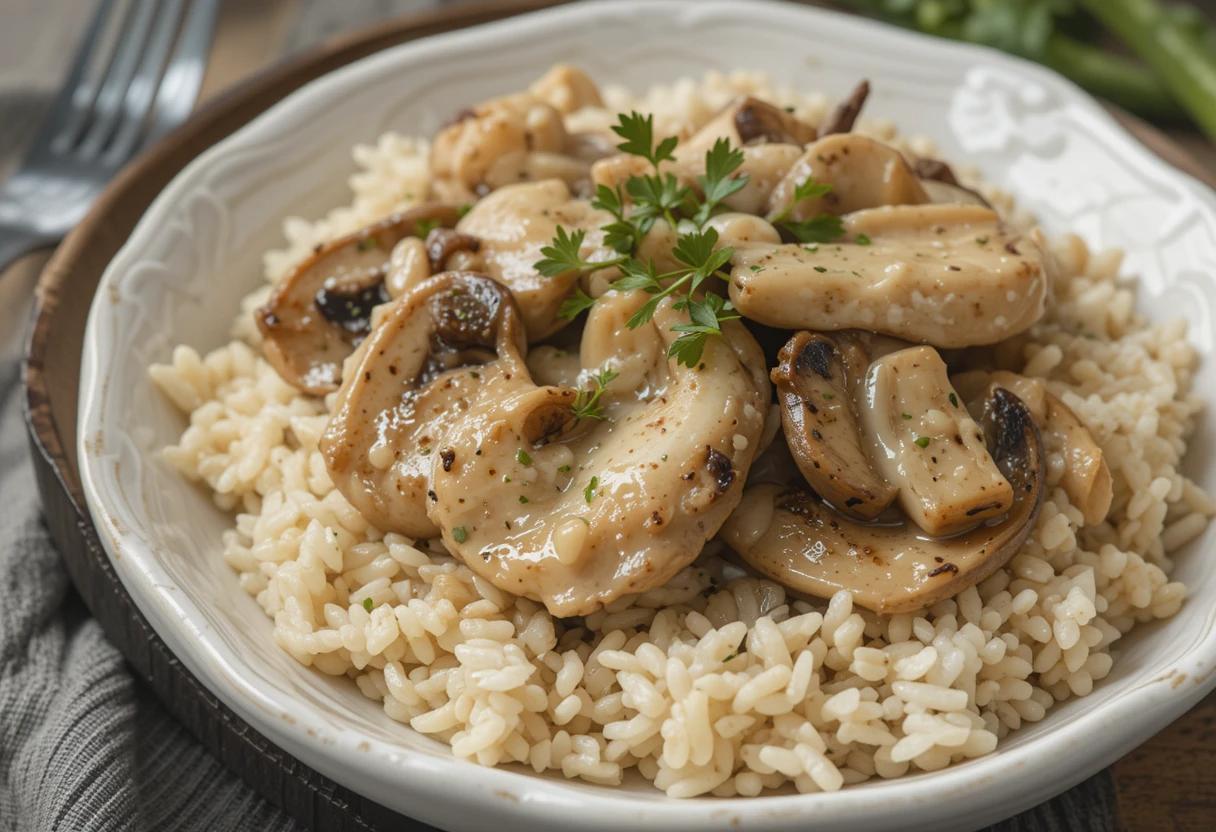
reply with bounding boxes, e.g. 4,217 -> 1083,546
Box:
861,346 -> 1012,536
729,204 -> 1049,347
428,292 -> 770,616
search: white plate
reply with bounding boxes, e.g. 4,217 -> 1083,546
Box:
77,2 -> 1216,830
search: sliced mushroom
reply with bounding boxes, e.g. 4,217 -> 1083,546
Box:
772,331 -> 896,520
257,204 -> 460,394
953,370 -> 1113,526
721,387 -> 1045,614
593,143 -> 804,218
764,134 -> 928,222
729,203 -> 1050,348
862,346 -> 1012,536
426,289 -> 770,616
455,179 -> 614,340
430,92 -> 569,201
914,157 -> 991,207
1046,394 -> 1114,526
385,236 -> 431,299
679,96 -> 817,158
319,272 -> 558,539
819,80 -> 869,136
528,64 -> 604,114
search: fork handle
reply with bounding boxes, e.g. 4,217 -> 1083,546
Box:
0,226 -> 54,274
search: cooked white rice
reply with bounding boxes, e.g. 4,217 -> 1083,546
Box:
149,71 -> 1209,797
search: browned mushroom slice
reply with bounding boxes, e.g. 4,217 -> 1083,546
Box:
861,347 -> 1012,536
257,204 -> 460,394
319,271 -> 559,539
456,179 -> 614,341
953,370 -> 1113,526
772,331 -> 896,520
764,134 -> 928,222
680,96 -> 817,158
914,157 -> 991,207
819,80 -> 869,136
721,387 -> 1045,615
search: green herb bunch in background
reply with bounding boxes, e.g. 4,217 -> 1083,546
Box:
834,0 -> 1216,139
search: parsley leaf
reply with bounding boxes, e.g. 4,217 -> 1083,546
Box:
627,173 -> 688,232
781,214 -> 845,244
693,138 -> 748,224
535,226 -> 590,277
673,227 -> 733,286
793,177 -> 833,203
771,177 -> 833,225
558,288 -> 598,320
612,111 -> 677,168
611,258 -> 662,293
668,294 -> 740,368
571,367 -> 620,422
584,476 -> 600,504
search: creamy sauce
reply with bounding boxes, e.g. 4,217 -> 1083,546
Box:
427,292 -> 769,616
457,180 -> 613,340
860,346 -> 1012,537
729,204 -> 1049,347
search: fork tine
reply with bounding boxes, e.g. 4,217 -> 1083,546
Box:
144,0 -> 219,146
40,0 -> 121,153
76,0 -> 158,160
104,0 -> 187,164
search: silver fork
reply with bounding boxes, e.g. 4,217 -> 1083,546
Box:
0,0 -> 218,271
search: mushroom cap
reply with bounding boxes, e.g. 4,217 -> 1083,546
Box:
427,290 -> 771,617
677,96 -> 817,159
257,203 -> 461,395
772,331 -> 896,520
721,387 -> 1045,615
764,133 -> 928,221
953,370 -> 1113,527
456,179 -> 614,341
319,271 -> 535,539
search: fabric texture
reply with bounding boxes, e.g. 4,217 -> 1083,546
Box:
0,271 -> 295,832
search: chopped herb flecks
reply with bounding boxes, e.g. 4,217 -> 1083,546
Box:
452,526 -> 469,543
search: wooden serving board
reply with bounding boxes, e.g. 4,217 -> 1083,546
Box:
18,1 -> 1215,829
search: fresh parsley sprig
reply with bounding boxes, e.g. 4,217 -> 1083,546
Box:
534,110 -> 750,368
692,139 -> 748,226
770,176 -> 845,243
535,226 -> 626,278
571,367 -> 620,422
611,112 -> 677,169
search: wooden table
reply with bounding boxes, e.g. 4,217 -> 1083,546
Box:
3,1 -> 1214,830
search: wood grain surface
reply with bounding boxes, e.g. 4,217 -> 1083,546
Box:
7,1 -> 1216,830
